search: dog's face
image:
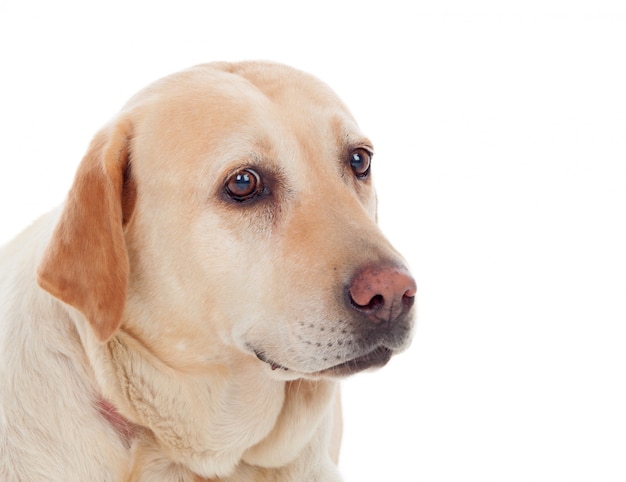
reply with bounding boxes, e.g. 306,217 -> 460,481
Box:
38,62 -> 416,380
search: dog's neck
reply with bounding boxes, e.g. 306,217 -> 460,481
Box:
98,333 -> 285,477
89,332 -> 339,479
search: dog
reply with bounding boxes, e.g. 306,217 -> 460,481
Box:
0,61 -> 416,481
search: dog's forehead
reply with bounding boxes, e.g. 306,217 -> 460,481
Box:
129,62 -> 355,128
128,62 -> 367,178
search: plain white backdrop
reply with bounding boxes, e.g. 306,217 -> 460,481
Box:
1,1 -> 625,481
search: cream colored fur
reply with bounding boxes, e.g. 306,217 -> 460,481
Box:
0,62 -> 414,481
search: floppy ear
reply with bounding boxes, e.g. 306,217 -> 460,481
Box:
37,118 -> 136,342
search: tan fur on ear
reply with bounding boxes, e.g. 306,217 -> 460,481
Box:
37,118 -> 135,342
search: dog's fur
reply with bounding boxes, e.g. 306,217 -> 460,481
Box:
0,62 -> 415,481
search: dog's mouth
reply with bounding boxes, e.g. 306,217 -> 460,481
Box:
320,346 -> 393,377
254,346 -> 393,377
254,350 -> 290,372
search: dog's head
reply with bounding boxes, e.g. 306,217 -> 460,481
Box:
37,62 -> 416,380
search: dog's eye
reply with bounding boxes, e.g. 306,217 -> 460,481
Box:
350,148 -> 372,178
225,169 -> 263,202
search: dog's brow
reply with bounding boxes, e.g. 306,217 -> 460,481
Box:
346,136 -> 374,153
342,129 -> 374,150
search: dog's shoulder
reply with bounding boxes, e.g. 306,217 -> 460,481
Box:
0,208 -> 132,481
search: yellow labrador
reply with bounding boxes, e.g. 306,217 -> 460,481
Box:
0,62 -> 416,481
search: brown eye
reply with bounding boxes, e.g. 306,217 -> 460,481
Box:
350,148 -> 372,178
225,169 -> 263,202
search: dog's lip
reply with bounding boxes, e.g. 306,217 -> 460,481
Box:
319,346 -> 393,377
253,346 -> 393,377
254,350 -> 289,371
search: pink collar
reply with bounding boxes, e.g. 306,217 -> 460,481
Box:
96,397 -> 141,446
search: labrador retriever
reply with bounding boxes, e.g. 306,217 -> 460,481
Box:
0,61 -> 416,481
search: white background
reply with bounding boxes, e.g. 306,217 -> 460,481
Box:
1,1 -> 625,481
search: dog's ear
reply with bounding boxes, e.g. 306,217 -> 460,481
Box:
37,118 -> 136,342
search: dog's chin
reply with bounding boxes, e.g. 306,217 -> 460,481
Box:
253,346 -> 394,379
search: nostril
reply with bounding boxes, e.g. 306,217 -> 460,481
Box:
402,290 -> 416,309
368,294 -> 385,310
351,293 -> 385,311
404,285 -> 417,299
